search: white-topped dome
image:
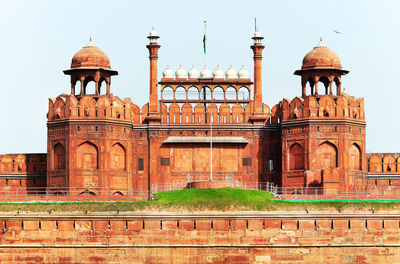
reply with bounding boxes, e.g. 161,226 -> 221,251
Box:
175,65 -> 187,79
162,65 -> 174,78
200,65 -> 212,79
213,65 -> 224,79
238,65 -> 249,79
225,65 -> 237,79
188,65 -> 199,78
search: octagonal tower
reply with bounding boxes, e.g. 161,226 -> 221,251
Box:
47,39 -> 140,196
276,39 -> 366,192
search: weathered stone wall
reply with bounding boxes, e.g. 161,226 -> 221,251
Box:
0,213 -> 399,263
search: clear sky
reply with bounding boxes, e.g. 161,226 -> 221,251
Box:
0,0 -> 399,154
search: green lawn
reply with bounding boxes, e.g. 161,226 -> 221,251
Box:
0,188 -> 399,212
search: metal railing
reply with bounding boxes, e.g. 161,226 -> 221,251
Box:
274,186 -> 400,200
0,187 -> 150,202
151,181 -> 277,194
1,185 -> 400,202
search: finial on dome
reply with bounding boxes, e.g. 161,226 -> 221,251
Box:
316,37 -> 326,48
85,37 -> 95,47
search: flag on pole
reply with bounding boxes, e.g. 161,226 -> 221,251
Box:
203,21 -> 207,54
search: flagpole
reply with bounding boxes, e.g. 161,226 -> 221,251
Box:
210,108 -> 212,181
205,21 -> 207,66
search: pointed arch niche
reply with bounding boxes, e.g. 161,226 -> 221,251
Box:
316,142 -> 338,169
111,143 -> 126,170
53,143 -> 66,170
289,143 -> 305,170
77,142 -> 98,169
349,143 -> 361,170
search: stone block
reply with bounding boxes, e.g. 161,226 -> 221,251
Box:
23,220 -> 39,231
110,220 -> 126,231
213,220 -> 229,231
282,220 -> 297,230
230,219 -> 246,230
57,221 -> 74,231
248,219 -> 263,231
265,219 -> 281,229
316,220 -> 331,230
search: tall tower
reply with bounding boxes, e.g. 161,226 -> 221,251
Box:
250,29 -> 267,124
145,27 -> 161,124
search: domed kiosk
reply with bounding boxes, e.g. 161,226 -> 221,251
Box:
294,38 -> 348,97
64,39 -> 118,96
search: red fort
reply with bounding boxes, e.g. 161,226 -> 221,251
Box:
0,28 -> 395,196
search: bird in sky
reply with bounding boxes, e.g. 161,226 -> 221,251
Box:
333,30 -> 342,34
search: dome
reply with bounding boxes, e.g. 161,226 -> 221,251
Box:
238,65 -> 249,79
162,65 -> 174,78
200,65 -> 212,79
71,39 -> 111,69
301,39 -> 342,70
213,65 -> 224,79
225,66 -> 237,79
175,65 -> 187,79
188,65 -> 199,78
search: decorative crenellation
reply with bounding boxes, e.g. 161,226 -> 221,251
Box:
48,94 -> 143,123
273,94 -> 365,122
367,153 -> 400,173
0,154 -> 46,175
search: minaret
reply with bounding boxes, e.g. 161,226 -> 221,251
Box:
250,29 -> 267,124
145,27 -> 161,124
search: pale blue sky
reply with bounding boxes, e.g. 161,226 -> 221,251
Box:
0,0 -> 399,154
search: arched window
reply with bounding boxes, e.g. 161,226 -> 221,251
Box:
162,87 -> 174,100
111,143 -> 126,170
318,76 -> 330,95
53,143 -> 66,170
74,80 -> 81,95
187,86 -> 199,100
99,78 -> 107,95
316,142 -> 338,169
84,77 -> 96,95
200,86 -> 211,100
212,86 -> 224,100
175,86 -> 186,100
77,142 -> 98,169
225,87 -> 236,100
238,87 -> 250,100
349,144 -> 361,170
289,143 -> 304,170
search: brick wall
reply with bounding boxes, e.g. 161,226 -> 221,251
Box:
0,213 -> 399,263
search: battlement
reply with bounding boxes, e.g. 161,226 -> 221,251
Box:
48,94 -> 142,123
0,154 -> 46,175
274,94 -> 365,122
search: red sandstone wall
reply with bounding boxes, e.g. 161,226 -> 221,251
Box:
0,154 -> 46,190
0,214 -> 399,263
